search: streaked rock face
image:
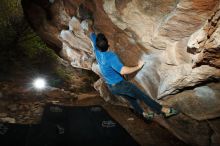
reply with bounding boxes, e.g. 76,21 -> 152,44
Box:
22,0 -> 220,145
59,17 -> 94,69
102,0 -> 220,98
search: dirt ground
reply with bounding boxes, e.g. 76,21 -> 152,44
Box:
0,90 -> 189,146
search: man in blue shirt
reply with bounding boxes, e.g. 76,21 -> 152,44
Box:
89,25 -> 178,120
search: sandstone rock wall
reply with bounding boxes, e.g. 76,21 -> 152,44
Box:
22,0 -> 220,145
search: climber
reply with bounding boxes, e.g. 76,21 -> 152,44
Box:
86,20 -> 178,120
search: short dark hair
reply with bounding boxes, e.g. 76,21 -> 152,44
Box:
96,33 -> 109,52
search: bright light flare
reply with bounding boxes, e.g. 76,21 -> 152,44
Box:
33,78 -> 46,90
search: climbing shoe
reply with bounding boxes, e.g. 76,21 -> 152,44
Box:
164,107 -> 179,118
143,112 -> 154,121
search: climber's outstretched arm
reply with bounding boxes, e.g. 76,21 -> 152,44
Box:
120,61 -> 144,75
87,19 -> 94,34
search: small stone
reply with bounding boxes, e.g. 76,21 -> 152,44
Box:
0,113 -> 7,118
18,105 -> 24,110
127,117 -> 134,121
8,104 -> 17,112
70,93 -> 77,98
1,117 -> 16,123
33,107 -> 43,114
65,91 -> 71,94
51,100 -> 60,104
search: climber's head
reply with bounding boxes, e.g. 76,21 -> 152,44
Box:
96,33 -> 109,52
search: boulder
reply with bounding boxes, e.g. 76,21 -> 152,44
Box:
22,0 -> 220,145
